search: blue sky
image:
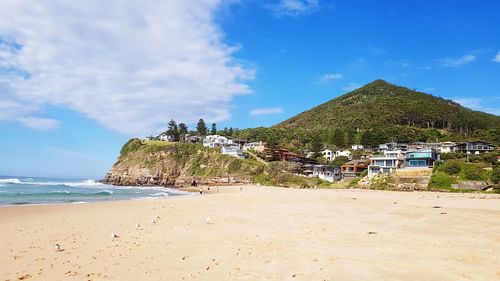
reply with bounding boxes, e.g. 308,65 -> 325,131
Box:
0,0 -> 499,178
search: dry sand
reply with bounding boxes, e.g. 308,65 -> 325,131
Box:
1,186 -> 500,281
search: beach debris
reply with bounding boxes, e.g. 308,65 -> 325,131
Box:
111,232 -> 119,239
206,217 -> 212,224
135,223 -> 141,229
393,202 -> 398,204
367,231 -> 377,235
54,243 -> 64,252
151,219 -> 156,225
440,212 -> 447,215
152,205 -> 155,210
352,197 -> 357,200
156,215 -> 160,219
432,206 -> 442,209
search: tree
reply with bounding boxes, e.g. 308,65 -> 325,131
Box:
197,119 -> 208,136
228,127 -> 234,136
166,119 -> 180,141
332,156 -> 349,166
332,129 -> 346,148
178,123 -> 188,142
309,135 -> 323,158
223,127 -> 229,136
211,123 -> 217,135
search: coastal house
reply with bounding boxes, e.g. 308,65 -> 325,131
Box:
159,134 -> 175,142
406,148 -> 439,168
408,142 -> 441,151
311,165 -> 341,182
203,135 -> 233,148
351,144 -> 364,150
340,160 -> 369,178
221,145 -> 246,159
378,142 -> 408,152
335,149 -> 352,160
368,150 -> 405,177
439,141 -> 456,153
321,149 -> 334,161
185,135 -> 203,143
264,148 -> 299,161
243,141 -> 266,153
451,141 -> 496,154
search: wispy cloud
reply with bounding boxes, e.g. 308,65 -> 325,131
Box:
494,51 -> 500,63
319,73 -> 343,82
342,83 -> 360,92
0,1 -> 253,135
17,117 -> 61,130
267,0 -> 320,17
453,97 -> 500,115
439,54 -> 476,67
250,107 -> 284,116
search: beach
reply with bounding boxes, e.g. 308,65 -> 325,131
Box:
1,186 -> 499,281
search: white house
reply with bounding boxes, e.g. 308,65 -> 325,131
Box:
221,145 -> 246,159
159,134 -> 175,142
203,135 -> 233,148
242,141 -> 266,152
321,149 -> 334,161
351,144 -> 364,150
440,141 -> 456,154
368,150 -> 405,177
335,149 -> 352,160
312,165 -> 340,182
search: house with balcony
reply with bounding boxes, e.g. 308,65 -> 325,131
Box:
321,149 -> 334,161
439,141 -> 456,153
406,148 -> 439,168
221,145 -> 246,159
451,141 -> 496,154
340,160 -> 370,178
311,165 -> 341,182
335,149 -> 352,160
203,135 -> 233,148
368,150 -> 405,177
243,141 -> 266,152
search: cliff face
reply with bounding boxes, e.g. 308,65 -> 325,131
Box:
103,139 -> 265,187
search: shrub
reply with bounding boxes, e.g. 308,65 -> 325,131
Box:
461,165 -> 489,181
492,166 -> 500,184
440,162 -> 461,175
428,172 -> 457,189
120,138 -> 142,157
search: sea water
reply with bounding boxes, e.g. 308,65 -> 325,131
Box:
0,176 -> 190,206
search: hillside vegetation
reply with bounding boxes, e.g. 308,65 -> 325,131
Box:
234,80 -> 500,151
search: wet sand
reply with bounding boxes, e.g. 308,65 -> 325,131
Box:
1,186 -> 499,280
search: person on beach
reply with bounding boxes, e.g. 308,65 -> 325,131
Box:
199,187 -> 203,195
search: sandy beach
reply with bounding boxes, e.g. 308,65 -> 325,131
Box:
1,186 -> 500,281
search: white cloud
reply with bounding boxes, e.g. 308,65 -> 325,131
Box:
319,73 -> 342,82
250,107 -> 284,116
0,1 -> 253,134
453,97 -> 500,115
493,51 -> 500,63
342,83 -> 360,92
267,0 -> 320,17
439,54 -> 476,67
17,117 -> 61,130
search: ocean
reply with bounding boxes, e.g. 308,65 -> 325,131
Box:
0,176 -> 191,206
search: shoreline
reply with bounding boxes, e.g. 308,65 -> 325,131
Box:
1,186 -> 499,280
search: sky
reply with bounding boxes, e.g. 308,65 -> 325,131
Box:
0,0 -> 499,178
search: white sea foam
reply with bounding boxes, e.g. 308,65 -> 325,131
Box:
0,178 -> 22,184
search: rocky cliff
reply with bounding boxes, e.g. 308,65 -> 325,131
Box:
103,139 -> 265,187
103,138 -> 330,188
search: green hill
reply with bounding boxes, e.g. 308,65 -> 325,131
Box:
276,79 -> 499,132
236,80 -> 500,149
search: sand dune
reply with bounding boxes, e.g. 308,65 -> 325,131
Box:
1,186 -> 499,280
